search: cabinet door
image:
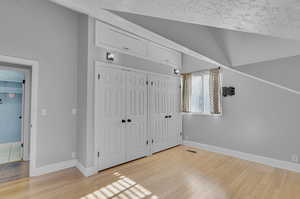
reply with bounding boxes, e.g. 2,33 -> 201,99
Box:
125,71 -> 149,161
95,66 -> 126,170
166,77 -> 182,148
148,42 -> 182,68
96,21 -> 147,57
149,74 -> 169,153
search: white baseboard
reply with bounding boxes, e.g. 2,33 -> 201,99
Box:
31,159 -> 78,177
76,161 -> 97,177
183,140 -> 300,173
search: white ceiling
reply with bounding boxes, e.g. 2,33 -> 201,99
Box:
0,70 -> 25,82
114,11 -> 300,67
97,0 -> 300,41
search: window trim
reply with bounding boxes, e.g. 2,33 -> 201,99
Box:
181,68 -> 223,116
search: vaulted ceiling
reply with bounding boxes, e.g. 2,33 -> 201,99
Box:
97,0 -> 300,41
113,11 -> 300,67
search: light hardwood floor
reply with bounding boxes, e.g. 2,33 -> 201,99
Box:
1,146 -> 300,199
0,161 -> 29,184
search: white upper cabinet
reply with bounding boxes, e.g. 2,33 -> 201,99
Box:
148,42 -> 182,69
96,20 -> 147,57
95,20 -> 182,69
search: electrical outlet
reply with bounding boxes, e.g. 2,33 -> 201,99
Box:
292,154 -> 298,163
72,152 -> 76,158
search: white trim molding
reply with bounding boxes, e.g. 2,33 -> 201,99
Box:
31,159 -> 77,177
76,161 -> 97,177
183,140 -> 300,173
0,54 -> 39,177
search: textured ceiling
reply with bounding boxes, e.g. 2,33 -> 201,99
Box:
114,11 -> 300,67
98,0 -> 300,41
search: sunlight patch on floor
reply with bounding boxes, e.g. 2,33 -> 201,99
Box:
81,172 -> 159,199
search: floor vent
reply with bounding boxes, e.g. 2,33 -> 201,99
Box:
186,149 -> 197,154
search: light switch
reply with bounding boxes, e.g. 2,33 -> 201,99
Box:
72,108 -> 77,115
41,109 -> 47,116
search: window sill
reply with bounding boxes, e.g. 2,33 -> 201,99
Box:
180,112 -> 222,117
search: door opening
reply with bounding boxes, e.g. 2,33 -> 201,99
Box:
0,66 -> 31,184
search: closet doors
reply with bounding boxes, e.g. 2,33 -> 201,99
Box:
95,64 -> 181,171
148,75 -> 169,153
125,71 -> 148,162
149,74 -> 182,153
95,66 -> 127,170
95,65 -> 148,171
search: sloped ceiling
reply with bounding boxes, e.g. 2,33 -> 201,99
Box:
113,11 -> 300,67
210,28 -> 300,67
98,0 -> 300,41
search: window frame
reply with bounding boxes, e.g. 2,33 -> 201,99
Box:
181,69 -> 223,116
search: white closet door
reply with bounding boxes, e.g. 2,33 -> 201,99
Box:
149,74 -> 169,153
95,66 -> 126,170
166,77 -> 182,148
125,71 -> 148,161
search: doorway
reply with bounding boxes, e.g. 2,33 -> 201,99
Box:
0,66 -> 31,183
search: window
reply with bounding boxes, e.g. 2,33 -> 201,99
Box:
181,68 -> 221,115
191,72 -> 210,113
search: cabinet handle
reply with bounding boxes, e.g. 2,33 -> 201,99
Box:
121,119 -> 126,123
165,115 -> 168,118
127,119 -> 132,123
152,139 -> 154,144
123,47 -> 130,50
168,115 -> 172,118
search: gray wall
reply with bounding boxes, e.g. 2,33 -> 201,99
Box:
237,55 -> 300,92
77,15 -> 177,168
0,0 -> 79,167
183,67 -> 300,163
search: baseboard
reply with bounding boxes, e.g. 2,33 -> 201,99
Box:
76,161 -> 97,177
183,140 -> 300,173
31,159 -> 78,176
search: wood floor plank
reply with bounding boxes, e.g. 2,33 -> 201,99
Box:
0,146 -> 299,199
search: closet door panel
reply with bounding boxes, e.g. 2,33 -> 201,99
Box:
125,71 -> 148,161
95,66 -> 126,170
149,75 -> 169,153
166,77 -> 181,148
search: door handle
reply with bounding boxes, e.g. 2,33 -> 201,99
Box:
121,119 -> 126,123
127,119 -> 132,123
